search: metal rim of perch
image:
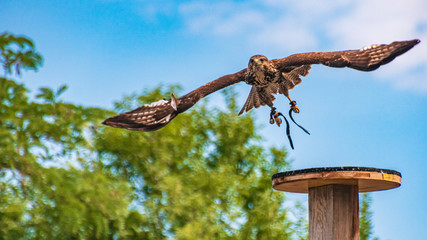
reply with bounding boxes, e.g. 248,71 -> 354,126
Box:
272,166 -> 401,193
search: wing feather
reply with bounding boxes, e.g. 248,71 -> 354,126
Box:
102,99 -> 178,131
272,39 -> 420,72
281,65 -> 311,90
104,40 -> 420,131
103,69 -> 246,131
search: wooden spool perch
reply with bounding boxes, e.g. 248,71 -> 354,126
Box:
272,167 -> 401,240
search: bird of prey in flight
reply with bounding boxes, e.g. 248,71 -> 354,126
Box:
103,39 -> 420,148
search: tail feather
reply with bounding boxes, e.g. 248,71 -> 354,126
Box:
238,85 -> 277,115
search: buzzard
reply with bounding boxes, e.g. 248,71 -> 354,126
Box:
103,39 -> 420,148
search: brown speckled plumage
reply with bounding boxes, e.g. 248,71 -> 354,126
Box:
103,39 -> 420,131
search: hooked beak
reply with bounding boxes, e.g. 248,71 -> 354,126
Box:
253,59 -> 259,66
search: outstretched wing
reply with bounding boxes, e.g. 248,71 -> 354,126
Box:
272,39 -> 420,72
102,97 -> 179,131
103,39 -> 420,131
103,70 -> 246,131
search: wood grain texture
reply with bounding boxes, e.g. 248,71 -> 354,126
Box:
272,168 -> 401,240
272,167 -> 401,193
309,185 -> 359,240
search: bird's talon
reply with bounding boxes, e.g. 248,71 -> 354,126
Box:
269,108 -> 282,126
291,106 -> 300,113
289,100 -> 300,113
274,113 -> 282,127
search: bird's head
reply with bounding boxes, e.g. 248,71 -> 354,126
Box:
248,55 -> 269,71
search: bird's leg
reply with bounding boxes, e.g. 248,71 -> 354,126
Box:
269,106 -> 294,149
284,94 -> 309,134
286,95 -> 300,113
269,107 -> 282,126
285,96 -> 310,135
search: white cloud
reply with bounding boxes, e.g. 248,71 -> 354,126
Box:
394,71 -> 427,93
250,16 -> 318,50
127,0 -> 179,22
327,0 -> 427,45
126,0 -> 427,92
176,0 -> 427,93
325,0 -> 427,91
178,1 -> 323,51
179,2 -> 263,36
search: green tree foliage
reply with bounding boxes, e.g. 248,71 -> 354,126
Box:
0,32 -> 376,239
360,193 -> 378,240
95,86 -> 306,239
0,32 -> 43,76
0,34 -> 304,239
0,33 -> 134,239
0,32 -> 305,239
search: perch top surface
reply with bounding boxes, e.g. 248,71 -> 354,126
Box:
272,166 -> 401,193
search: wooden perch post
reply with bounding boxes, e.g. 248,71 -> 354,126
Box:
272,167 -> 401,240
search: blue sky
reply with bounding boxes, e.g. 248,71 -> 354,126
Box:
2,0 -> 427,239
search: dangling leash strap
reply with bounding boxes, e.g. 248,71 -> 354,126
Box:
270,106 -> 310,150
289,109 -> 310,135
277,112 -> 294,150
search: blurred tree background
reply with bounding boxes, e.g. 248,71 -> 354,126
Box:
0,32 -> 376,240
